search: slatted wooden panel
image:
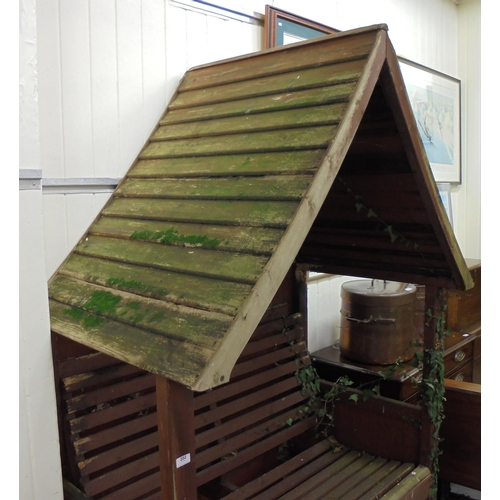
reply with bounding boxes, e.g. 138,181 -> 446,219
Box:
47,27 -> 381,389
58,352 -> 161,500
298,83 -> 450,283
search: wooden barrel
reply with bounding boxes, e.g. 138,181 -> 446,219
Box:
339,280 -> 417,365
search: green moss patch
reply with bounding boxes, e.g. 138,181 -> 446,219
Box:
131,227 -> 221,248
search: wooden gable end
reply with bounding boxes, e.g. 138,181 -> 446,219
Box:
48,25 -> 382,390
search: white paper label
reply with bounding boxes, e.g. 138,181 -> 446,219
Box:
176,453 -> 191,469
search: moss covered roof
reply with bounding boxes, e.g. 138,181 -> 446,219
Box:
48,24 -> 472,391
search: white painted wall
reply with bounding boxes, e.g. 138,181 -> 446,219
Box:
19,0 -> 481,497
19,0 -> 64,498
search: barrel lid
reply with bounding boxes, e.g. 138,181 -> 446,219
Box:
342,280 -> 415,296
341,280 -> 416,305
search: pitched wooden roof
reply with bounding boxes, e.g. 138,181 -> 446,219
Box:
48,24 -> 473,391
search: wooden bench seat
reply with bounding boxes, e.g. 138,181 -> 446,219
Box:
55,305 -> 430,500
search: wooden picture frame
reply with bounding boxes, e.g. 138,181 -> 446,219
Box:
264,5 -> 339,48
399,57 -> 462,184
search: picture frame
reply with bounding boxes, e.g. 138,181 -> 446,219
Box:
264,5 -> 339,48
398,57 -> 462,184
437,183 -> 454,230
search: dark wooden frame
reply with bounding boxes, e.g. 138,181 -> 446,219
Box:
264,5 -> 339,48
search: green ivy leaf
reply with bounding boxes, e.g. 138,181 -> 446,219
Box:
348,394 -> 359,403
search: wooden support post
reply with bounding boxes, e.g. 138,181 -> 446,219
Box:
156,376 -> 197,500
420,286 -> 446,472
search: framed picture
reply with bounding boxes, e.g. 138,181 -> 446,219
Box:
399,57 -> 462,184
437,183 -> 454,229
264,6 -> 339,48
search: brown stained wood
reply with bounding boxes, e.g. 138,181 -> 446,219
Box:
154,104 -> 346,141
439,379 -> 481,490
63,480 -> 91,500
78,432 -> 159,476
179,28 -> 381,91
195,390 -> 310,450
230,342 -> 307,379
221,440 -> 342,500
129,150 -> 325,178
381,38 -> 472,291
156,377 -> 197,500
62,362 -> 142,393
50,300 -> 211,387
140,125 -> 336,159
59,254 -> 252,317
58,351 -> 121,379
326,456 -> 388,499
69,392 -> 157,434
89,217 -> 284,256
65,373 -> 155,413
51,276 -> 231,349
73,412 -> 158,456
173,59 -> 365,109
239,327 -> 303,359
161,83 -> 356,125
298,243 -> 447,275
194,376 -> 301,429
378,466 -> 431,500
340,460 -> 402,500
275,450 -> 362,500
304,229 -> 440,256
82,451 -> 160,497
75,235 -> 268,285
355,463 -> 417,500
193,360 -> 299,411
98,471 -> 161,500
331,388 -> 421,465
103,198 -> 298,229
116,175 -> 313,201
191,28 -> 388,393
196,417 -> 316,487
195,404 -> 306,470
299,454 -> 378,500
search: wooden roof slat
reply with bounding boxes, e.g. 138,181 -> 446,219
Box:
171,59 -> 366,109
140,125 -> 336,158
49,24 -> 472,391
179,28 -> 382,91
160,83 -> 357,125
102,198 -> 298,229
153,104 -> 347,141
129,150 -> 326,179
59,255 -> 252,316
89,217 -> 284,256
50,299 -> 212,384
74,235 -> 268,285
116,175 -> 313,202
50,275 -> 232,348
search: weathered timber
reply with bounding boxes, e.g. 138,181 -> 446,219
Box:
50,276 -> 231,348
178,28 -> 381,91
89,217 -> 284,256
50,300 -> 212,385
172,62 -> 362,109
115,175 -> 313,201
129,150 -> 325,178
102,198 -> 298,229
153,104 -> 347,140
161,83 -> 356,125
74,235 -> 268,285
59,254 -> 252,316
140,125 -> 336,158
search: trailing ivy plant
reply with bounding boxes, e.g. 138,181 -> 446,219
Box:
415,297 -> 449,499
